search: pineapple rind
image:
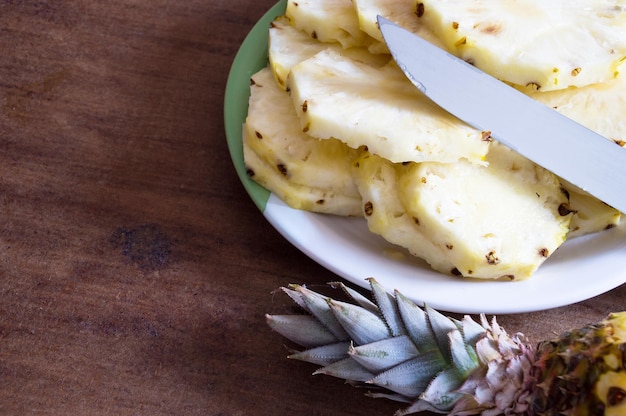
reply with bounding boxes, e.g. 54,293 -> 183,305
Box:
244,67 -> 362,216
415,0 -> 626,91
288,49 -> 490,164
532,312 -> 626,415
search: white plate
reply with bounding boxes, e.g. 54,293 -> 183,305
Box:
224,0 -> 626,314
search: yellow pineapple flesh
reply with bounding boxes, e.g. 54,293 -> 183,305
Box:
414,0 -> 626,91
354,143 -> 571,280
287,49 -> 491,164
285,0 -> 371,48
244,67 -> 362,216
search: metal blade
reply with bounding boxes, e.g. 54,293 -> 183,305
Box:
378,16 -> 626,213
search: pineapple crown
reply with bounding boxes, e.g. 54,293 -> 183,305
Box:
266,278 -> 535,415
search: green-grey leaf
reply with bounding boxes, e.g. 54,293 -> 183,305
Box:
329,281 -> 379,314
368,350 -> 448,398
396,291 -> 440,354
448,329 -> 479,377
328,298 -> 390,345
291,285 -> 350,341
313,357 -> 375,382
289,341 -> 351,366
419,367 -> 465,412
426,305 -> 459,357
460,314 -> 487,348
281,286 -> 308,312
265,314 -> 338,348
349,335 -> 418,373
368,278 -> 406,337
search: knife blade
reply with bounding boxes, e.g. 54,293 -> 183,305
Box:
378,16 -> 626,214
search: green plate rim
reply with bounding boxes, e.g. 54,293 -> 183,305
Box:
223,0 -> 287,212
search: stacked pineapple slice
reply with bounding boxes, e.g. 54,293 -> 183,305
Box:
243,0 -> 626,280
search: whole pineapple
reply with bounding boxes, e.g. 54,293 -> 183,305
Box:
266,279 -> 626,415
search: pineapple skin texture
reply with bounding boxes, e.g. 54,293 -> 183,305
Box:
530,312 -> 626,415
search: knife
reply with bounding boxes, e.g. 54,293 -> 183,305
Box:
377,16 -> 626,214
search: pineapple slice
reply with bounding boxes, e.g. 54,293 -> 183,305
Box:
355,143 -> 571,280
269,15 -> 390,90
352,152 -> 456,274
414,0 -> 626,91
352,0 -> 445,54
396,142 -> 571,280
243,67 -> 362,216
285,0 -> 371,49
525,71 -> 626,231
287,49 -> 491,164
528,74 -> 626,147
561,180 -> 621,238
243,142 -> 362,215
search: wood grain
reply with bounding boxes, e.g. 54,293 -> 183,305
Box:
1,1 -> 624,415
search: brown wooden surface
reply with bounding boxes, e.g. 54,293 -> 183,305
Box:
1,1 -> 625,415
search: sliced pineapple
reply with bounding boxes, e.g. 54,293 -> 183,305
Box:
352,0 -> 445,54
414,0 -> 626,91
269,15 -> 390,90
524,75 -> 625,230
561,180 -> 621,238
352,152 -> 456,274
285,0 -> 371,49
287,49 -> 491,164
243,141 -> 362,215
527,74 -> 626,147
396,142 -> 571,280
355,143 -> 571,280
243,67 -> 362,216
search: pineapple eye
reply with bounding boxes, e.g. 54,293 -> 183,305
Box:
595,371 -> 626,414
607,387 -> 626,407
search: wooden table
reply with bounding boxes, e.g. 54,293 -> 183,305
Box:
1,1 -> 624,415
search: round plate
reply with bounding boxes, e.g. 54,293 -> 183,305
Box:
223,0 -> 626,314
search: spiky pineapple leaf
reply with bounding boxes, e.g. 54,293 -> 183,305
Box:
288,342 -> 351,366
327,298 -> 391,346
349,335 -> 419,373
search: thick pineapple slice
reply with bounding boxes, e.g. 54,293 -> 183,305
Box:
285,0 -> 371,49
355,143 -> 571,280
269,15 -> 390,90
287,49 -> 491,164
243,141 -> 361,215
396,142 -> 571,280
243,67 -> 362,216
352,152 -> 456,274
352,0 -> 445,53
414,0 -> 626,91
